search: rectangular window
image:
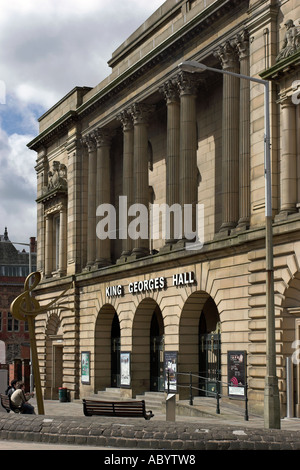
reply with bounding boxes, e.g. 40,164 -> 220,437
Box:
54,214 -> 60,271
7,312 -> 19,332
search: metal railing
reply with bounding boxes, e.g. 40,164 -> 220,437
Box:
166,371 -> 249,421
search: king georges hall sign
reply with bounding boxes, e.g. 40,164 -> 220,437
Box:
105,271 -> 195,298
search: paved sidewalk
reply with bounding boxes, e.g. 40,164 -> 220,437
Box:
0,398 -> 300,450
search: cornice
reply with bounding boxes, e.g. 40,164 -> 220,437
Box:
260,50 -> 300,81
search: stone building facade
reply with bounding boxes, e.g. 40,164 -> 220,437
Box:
28,0 -> 300,416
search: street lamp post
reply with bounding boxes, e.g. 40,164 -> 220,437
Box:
178,60 -> 280,429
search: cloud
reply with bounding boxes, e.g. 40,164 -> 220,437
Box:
0,129 -> 37,243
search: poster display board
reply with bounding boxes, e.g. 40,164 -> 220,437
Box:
227,350 -> 247,398
81,351 -> 90,384
120,351 -> 131,387
164,351 -> 177,392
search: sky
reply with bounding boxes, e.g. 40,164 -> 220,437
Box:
0,0 -> 164,251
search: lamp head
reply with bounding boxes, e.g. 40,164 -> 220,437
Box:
178,61 -> 207,73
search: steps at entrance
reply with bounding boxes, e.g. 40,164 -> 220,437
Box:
135,392 -> 165,413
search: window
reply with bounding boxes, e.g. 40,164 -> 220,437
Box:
54,214 -> 60,271
7,312 -> 19,332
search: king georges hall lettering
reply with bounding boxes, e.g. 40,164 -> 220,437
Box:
105,271 -> 195,298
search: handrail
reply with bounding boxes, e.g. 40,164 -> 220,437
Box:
167,371 -> 249,421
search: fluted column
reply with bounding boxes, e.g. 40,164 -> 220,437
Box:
279,97 -> 297,214
58,204 -> 67,274
94,128 -> 113,267
215,41 -> 240,234
130,103 -> 155,258
236,31 -> 250,230
160,80 -> 180,245
83,134 -> 97,268
117,111 -> 134,257
44,214 -> 53,277
177,71 -> 199,242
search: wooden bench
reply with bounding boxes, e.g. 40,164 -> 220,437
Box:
83,399 -> 154,420
0,393 -> 21,414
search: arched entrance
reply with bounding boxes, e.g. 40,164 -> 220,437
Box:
150,306 -> 164,392
111,312 -> 120,387
198,297 -> 221,396
95,304 -> 119,392
45,313 -> 63,400
282,272 -> 300,417
179,291 -> 220,399
132,299 -> 164,396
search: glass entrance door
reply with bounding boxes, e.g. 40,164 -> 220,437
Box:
150,309 -> 164,392
199,332 -> 221,396
111,313 -> 120,387
150,335 -> 164,391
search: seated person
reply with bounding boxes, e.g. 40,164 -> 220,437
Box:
10,381 -> 35,414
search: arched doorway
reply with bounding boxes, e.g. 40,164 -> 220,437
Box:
179,291 -> 220,399
111,312 -> 120,387
150,306 -> 164,391
282,272 -> 300,417
95,304 -> 119,392
132,299 -> 164,396
45,313 -> 63,400
198,297 -> 221,396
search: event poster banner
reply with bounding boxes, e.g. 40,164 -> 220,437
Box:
120,352 -> 131,387
164,351 -> 177,392
81,351 -> 90,384
227,351 -> 247,398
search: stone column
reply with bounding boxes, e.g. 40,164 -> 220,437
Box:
130,102 -> 155,258
66,132 -> 82,273
94,128 -> 113,267
44,214 -> 53,277
83,133 -> 97,268
160,80 -> 180,245
279,96 -> 297,215
236,31 -> 250,230
117,110 -> 134,258
214,41 -> 240,234
58,203 -> 67,274
177,71 -> 199,242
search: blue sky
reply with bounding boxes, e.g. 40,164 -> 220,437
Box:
0,0 -> 164,248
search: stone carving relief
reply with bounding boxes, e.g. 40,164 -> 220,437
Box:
47,161 -> 67,191
276,19 -> 300,63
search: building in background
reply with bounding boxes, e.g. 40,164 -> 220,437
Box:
0,227 -> 37,388
27,0 -> 300,417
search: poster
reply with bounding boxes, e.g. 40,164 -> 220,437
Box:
81,351 -> 90,384
164,351 -> 177,392
120,352 -> 131,387
227,350 -> 247,398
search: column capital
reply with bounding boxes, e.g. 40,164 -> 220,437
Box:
159,80 -> 180,104
81,133 -> 96,152
129,102 -> 155,125
176,71 -> 200,96
235,29 -> 250,60
214,40 -> 239,70
117,110 -> 133,131
94,127 -> 114,147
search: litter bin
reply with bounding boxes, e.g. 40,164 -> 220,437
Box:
59,387 -> 68,402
